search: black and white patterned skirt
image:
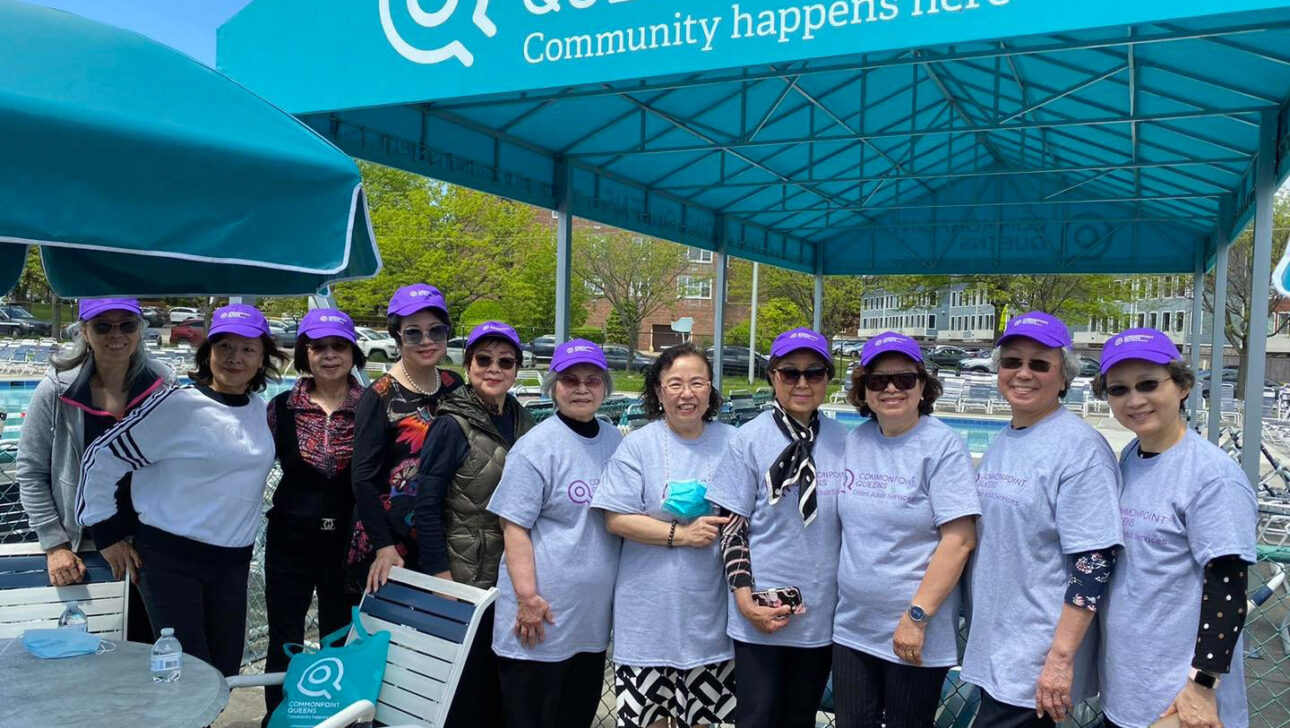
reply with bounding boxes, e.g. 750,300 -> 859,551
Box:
613,660 -> 737,728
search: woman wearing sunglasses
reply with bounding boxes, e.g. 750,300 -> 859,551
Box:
261,308 -> 367,721
830,332 -> 978,728
485,339 -> 622,728
592,343 -> 737,728
18,298 -> 172,640
1091,329 -> 1255,728
705,327 -> 844,728
961,312 -> 1123,728
348,283 -> 463,596
413,320 -> 535,728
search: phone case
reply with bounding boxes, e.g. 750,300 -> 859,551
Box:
751,586 -> 806,614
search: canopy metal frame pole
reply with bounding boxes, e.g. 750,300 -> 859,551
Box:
713,218 -> 728,393
748,261 -> 759,384
1240,110 -> 1277,483
813,246 -> 824,333
1208,216 -> 1230,445
554,162 -> 573,345
1188,248 -> 1205,423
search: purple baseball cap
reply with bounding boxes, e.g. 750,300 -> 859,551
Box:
208,303 -> 269,339
861,331 -> 923,366
998,311 -> 1073,349
78,298 -> 141,321
551,339 -> 607,372
387,284 -> 448,318
299,308 -> 356,344
466,321 -> 522,352
770,327 -> 831,361
1100,328 -> 1181,374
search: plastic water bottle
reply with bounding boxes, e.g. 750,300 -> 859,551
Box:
150,628 -> 183,683
57,601 -> 88,632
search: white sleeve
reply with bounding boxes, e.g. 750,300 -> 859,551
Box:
75,386 -> 181,528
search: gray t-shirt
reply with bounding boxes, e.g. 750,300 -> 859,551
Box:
962,407 -> 1123,708
591,419 -> 737,669
487,416 -> 624,662
1100,430 -> 1256,728
835,416 -> 981,666
706,410 -> 845,648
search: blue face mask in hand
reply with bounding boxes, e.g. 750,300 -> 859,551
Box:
661,479 -> 711,520
22,629 -> 113,659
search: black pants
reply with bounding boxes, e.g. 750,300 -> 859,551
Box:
134,532 -> 250,678
262,518 -> 350,719
832,643 -> 950,728
972,689 -> 1056,728
497,650 -> 606,728
734,640 -> 833,728
125,580 -> 153,643
444,604 -> 504,728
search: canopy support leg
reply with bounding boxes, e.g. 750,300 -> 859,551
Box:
1241,110 -> 1277,483
1209,234 -> 1229,445
813,246 -> 824,333
1187,250 -> 1205,424
554,164 -> 573,345
748,262 -> 759,384
713,218 -> 728,393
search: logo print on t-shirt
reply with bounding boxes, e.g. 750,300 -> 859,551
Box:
567,479 -> 594,504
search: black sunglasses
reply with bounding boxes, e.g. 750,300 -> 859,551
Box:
774,366 -> 829,384
1105,379 -> 1166,398
473,353 -> 517,371
400,324 -> 450,346
864,372 -> 920,392
306,340 -> 350,354
90,320 -> 140,336
998,357 -> 1053,373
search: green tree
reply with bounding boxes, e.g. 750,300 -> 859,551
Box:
573,230 -> 691,370
727,262 -> 865,337
494,236 -> 589,342
13,246 -> 49,305
727,297 -> 809,353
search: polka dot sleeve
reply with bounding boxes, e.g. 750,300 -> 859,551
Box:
1193,554 -> 1249,674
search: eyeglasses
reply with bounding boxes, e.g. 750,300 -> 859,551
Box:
864,372 -> 920,392
774,366 -> 829,384
89,319 -> 140,336
473,353 -> 517,371
306,340 -> 350,354
1105,379 -> 1166,398
558,374 -> 604,390
662,379 -> 711,395
400,324 -> 450,346
998,357 -> 1054,373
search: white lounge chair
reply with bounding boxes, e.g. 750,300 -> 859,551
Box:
0,543 -> 128,639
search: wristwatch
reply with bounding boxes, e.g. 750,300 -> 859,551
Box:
908,605 -> 928,623
1188,668 -> 1220,690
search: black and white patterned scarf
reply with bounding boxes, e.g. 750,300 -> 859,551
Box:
764,400 -> 820,527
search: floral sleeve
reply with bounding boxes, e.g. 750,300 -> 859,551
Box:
1065,546 -> 1121,612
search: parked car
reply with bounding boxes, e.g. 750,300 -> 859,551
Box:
706,346 -> 770,378
530,334 -> 557,362
1197,368 -> 1279,398
925,345 -> 970,369
0,306 -> 52,336
356,327 -> 398,362
1078,356 -> 1100,378
602,344 -> 656,373
958,355 -> 993,373
140,306 -> 167,327
832,338 -> 864,357
64,320 -> 162,346
271,322 -> 298,350
169,318 -> 206,346
447,335 -> 534,367
168,306 -> 200,324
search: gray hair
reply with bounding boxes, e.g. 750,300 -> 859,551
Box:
991,344 -> 1082,394
540,366 -> 615,406
53,315 -> 150,385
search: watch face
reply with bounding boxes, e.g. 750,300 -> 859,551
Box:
1193,671 -> 1218,689
909,606 -> 926,622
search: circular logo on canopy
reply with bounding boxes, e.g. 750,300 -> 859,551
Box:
379,0 -> 497,67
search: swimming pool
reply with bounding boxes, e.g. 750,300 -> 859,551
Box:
821,406 -> 1008,455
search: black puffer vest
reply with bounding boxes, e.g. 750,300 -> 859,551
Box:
435,387 -> 535,588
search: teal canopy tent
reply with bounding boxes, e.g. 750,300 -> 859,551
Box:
220,0 -> 1290,480
0,0 -> 381,297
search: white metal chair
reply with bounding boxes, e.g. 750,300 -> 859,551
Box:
230,566 -> 498,728
0,543 -> 128,639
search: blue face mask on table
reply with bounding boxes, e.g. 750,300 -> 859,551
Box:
661,479 -> 711,520
22,629 -> 114,659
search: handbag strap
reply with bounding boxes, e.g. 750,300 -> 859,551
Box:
280,606 -> 365,658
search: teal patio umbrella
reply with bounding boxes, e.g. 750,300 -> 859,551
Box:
0,0 -> 381,297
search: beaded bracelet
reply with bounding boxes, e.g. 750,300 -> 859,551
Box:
667,521 -> 677,548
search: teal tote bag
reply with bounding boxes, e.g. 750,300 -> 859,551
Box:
268,607 -> 391,728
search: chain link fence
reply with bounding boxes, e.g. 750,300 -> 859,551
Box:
4,453 -> 1290,728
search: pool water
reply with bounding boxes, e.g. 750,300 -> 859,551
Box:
823,408 -> 1008,455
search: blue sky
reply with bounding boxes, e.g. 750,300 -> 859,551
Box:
25,0 -> 252,65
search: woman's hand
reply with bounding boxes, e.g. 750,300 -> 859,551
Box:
515,593 -> 556,648
100,540 -> 141,583
366,545 -> 404,594
1035,649 -> 1075,722
678,516 -> 729,548
46,546 -> 86,586
735,591 -> 791,634
892,612 -> 927,666
1161,679 -> 1222,728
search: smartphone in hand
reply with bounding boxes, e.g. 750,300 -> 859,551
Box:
751,586 -> 806,615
